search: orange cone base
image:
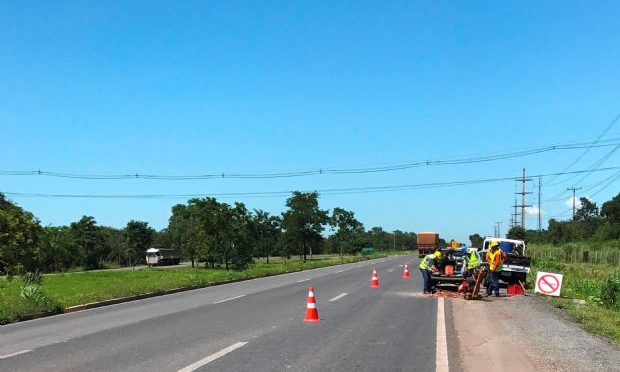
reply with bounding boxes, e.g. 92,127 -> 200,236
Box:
304,310 -> 320,322
370,280 -> 380,288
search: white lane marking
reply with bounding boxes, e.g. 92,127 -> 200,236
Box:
388,269 -> 395,272
328,293 -> 348,302
335,270 -> 344,273
436,298 -> 449,372
296,278 -> 310,283
177,342 -> 248,372
0,349 -> 32,360
213,295 -> 245,304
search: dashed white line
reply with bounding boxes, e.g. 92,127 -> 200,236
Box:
436,298 -> 449,372
328,293 -> 348,302
213,295 -> 245,304
335,270 -> 344,273
296,278 -> 310,283
177,342 -> 248,372
388,269 -> 395,272
0,349 -> 32,360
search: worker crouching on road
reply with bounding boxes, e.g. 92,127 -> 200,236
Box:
419,250 -> 442,294
486,241 -> 506,297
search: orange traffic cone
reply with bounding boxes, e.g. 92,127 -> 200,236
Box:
402,264 -> 410,279
370,269 -> 380,288
303,286 -> 320,322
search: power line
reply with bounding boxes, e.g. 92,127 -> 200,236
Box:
4,166 -> 620,200
1,140 -> 619,181
546,113 -> 620,182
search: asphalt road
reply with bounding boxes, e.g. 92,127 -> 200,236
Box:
0,255 -> 458,372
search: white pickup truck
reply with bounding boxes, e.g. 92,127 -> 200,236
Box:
479,237 -> 531,284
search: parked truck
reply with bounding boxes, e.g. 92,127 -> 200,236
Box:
146,247 -> 181,266
479,237 -> 531,284
417,232 -> 439,258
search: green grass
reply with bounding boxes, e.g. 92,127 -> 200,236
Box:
527,242 -> 620,345
0,253 -> 386,325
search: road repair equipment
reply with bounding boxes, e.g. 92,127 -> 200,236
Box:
507,283 -> 525,296
304,286 -> 320,322
464,267 -> 487,300
370,269 -> 380,288
402,264 -> 410,279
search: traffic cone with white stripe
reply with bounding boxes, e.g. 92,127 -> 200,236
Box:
402,264 -> 410,279
303,286 -> 320,322
370,269 -> 380,288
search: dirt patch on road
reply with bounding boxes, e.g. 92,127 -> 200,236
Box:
450,294 -> 620,372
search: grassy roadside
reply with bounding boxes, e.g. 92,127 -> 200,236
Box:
0,253 -> 387,325
527,243 -> 620,345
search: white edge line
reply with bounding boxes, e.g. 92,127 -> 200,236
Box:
177,342 -> 248,372
213,295 -> 245,304
328,293 -> 348,302
436,298 -> 449,372
335,270 -> 344,273
0,349 -> 33,359
296,278 -> 310,283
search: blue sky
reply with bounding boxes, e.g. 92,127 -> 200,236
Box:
1,1 -> 619,241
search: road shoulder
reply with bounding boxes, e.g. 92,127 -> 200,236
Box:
450,294 -> 620,372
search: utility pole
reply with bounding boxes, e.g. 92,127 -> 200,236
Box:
567,187 -> 582,220
393,231 -> 396,253
496,222 -> 502,238
538,177 -> 542,232
514,168 -> 532,229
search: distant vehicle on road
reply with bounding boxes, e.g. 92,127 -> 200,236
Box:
146,247 -> 181,266
479,237 -> 531,284
417,231 -> 439,258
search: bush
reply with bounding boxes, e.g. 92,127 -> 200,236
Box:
19,284 -> 62,312
21,270 -> 43,285
186,274 -> 207,288
600,271 -> 620,309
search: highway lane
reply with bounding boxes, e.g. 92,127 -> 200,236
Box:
1,255 -> 456,371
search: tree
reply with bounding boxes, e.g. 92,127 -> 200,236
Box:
124,220 -> 155,267
227,202 -> 254,270
0,193 -> 42,274
70,216 -> 106,270
329,207 -> 364,255
507,226 -> 526,241
575,198 -> 599,221
169,203 -> 200,267
36,226 -> 78,272
253,209 -> 281,263
469,233 -> 483,247
281,192 -> 328,262
601,192 -> 620,223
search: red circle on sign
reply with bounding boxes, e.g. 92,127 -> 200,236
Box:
537,274 -> 560,294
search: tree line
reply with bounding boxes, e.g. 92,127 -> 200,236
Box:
468,192 -> 620,246
0,191 -> 417,275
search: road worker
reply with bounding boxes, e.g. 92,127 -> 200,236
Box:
464,247 -> 479,279
486,241 -> 506,297
419,250 -> 442,294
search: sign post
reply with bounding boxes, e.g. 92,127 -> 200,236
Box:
534,271 -> 563,296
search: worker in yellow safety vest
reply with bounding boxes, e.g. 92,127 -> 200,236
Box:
419,250 -> 442,294
486,241 -> 506,297
464,248 -> 479,279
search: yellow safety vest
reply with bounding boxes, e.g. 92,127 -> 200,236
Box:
486,249 -> 505,272
419,255 -> 434,270
467,250 -> 479,269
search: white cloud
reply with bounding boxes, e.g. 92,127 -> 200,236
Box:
565,196 -> 591,209
526,206 -> 543,216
